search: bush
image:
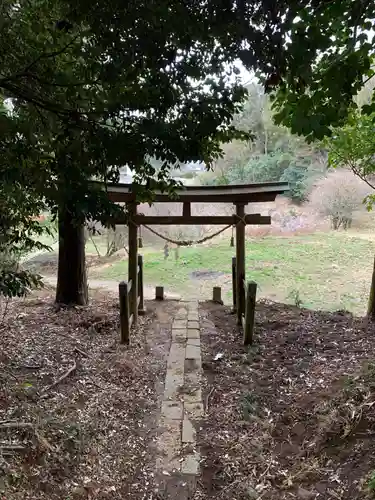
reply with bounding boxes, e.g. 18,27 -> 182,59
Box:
309,169 -> 370,229
280,158 -> 322,203
0,251 -> 43,298
226,151 -> 292,185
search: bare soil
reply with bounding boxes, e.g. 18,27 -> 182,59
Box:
196,301 -> 375,500
0,290 -> 175,500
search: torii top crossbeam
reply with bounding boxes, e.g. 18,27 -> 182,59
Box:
106,181 -> 289,204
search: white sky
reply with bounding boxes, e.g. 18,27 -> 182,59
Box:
235,60 -> 253,86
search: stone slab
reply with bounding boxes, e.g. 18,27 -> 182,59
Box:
182,387 -> 202,403
188,321 -> 200,329
172,329 -> 187,342
182,417 -> 196,443
156,419 -> 182,472
173,320 -> 187,329
169,342 -> 185,356
188,319 -> 199,325
184,358 -> 199,374
187,338 -> 200,347
188,307 -> 198,313
181,453 -> 200,475
161,401 -> 183,421
164,370 -> 184,400
184,402 -> 204,419
167,361 -> 184,373
168,343 -> 185,367
184,368 -> 201,387
156,301 -> 202,485
186,344 -> 201,360
175,308 -> 188,319
188,312 -> 199,320
187,328 -> 200,339
188,356 -> 201,371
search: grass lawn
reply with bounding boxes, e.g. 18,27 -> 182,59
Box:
91,231 -> 375,315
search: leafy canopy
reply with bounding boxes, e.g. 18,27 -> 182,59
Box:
0,0 -> 286,296
267,1 -> 375,140
2,0 -> 375,298
326,112 -> 375,208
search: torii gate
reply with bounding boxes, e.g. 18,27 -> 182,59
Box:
107,181 -> 288,326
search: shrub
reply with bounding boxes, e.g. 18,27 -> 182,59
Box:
309,169 -> 370,229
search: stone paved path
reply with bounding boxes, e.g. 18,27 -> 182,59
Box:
155,300 -> 203,499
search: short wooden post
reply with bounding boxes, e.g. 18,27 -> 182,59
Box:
128,202 -> 138,326
232,256 -> 237,312
155,286 -> 164,300
244,281 -> 257,346
236,203 -> 246,325
137,254 -> 145,315
212,286 -> 223,305
119,281 -> 130,344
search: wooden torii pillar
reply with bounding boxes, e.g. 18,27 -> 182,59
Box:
127,202 -> 138,325
236,203 -> 246,326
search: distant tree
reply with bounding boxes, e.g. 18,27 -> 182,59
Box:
105,227 -> 128,257
280,156 -> 326,203
233,83 -> 293,155
199,82 -> 327,199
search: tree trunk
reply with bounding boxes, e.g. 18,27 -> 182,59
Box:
56,207 -> 88,305
367,255 -> 375,320
264,128 -> 268,155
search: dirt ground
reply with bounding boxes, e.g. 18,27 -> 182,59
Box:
3,289 -> 375,499
197,301 -> 375,500
0,289 -> 178,500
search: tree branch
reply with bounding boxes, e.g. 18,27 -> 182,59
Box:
89,234 -> 101,257
0,79 -> 109,127
25,71 -> 101,89
350,163 -> 375,191
40,360 -> 77,396
0,33 -> 82,85
362,73 -> 375,87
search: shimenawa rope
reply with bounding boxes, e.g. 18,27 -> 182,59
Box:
138,214 -> 247,247
142,224 -> 231,246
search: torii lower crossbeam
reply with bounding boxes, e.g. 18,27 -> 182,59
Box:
116,214 -> 271,225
